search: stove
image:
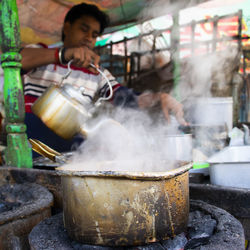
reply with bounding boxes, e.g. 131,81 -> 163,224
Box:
29,200 -> 245,250
0,183 -> 53,249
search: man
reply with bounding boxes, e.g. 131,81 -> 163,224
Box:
21,2 -> 186,154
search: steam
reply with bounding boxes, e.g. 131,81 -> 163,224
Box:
66,106 -> 189,172
61,47 -> 240,172
60,3 -> 241,172
175,46 -> 240,162
138,0 -> 193,21
177,46 -> 240,102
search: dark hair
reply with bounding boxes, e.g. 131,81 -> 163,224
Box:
62,2 -> 110,41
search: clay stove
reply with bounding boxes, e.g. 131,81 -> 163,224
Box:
0,183 -> 53,249
29,200 -> 245,250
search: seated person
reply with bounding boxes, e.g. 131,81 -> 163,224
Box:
20,2 -> 187,156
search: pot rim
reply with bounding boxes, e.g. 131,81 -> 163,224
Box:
56,161 -> 192,180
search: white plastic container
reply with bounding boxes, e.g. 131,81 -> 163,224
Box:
165,134 -> 193,161
208,146 -> 250,189
193,97 -> 233,131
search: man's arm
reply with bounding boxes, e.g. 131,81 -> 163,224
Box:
21,48 -> 57,72
21,46 -> 100,72
113,86 -> 138,109
113,87 -> 188,126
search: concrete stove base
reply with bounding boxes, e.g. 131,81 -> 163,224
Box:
190,182 -> 250,240
28,200 -> 245,250
0,183 -> 53,249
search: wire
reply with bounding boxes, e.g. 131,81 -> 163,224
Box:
120,0 -> 127,22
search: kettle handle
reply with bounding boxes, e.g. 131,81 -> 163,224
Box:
90,63 -> 113,107
58,61 -> 113,107
59,60 -> 74,86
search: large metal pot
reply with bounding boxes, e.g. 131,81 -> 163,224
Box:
58,161 -> 192,246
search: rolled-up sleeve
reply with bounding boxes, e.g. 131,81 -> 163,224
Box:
113,86 -> 138,108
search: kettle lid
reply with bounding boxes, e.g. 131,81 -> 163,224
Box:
62,83 -> 90,106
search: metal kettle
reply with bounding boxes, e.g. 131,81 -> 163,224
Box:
31,61 -> 113,139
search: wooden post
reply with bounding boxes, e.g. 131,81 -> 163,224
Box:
0,0 -> 32,167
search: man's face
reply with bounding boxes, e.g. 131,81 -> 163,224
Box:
63,15 -> 101,49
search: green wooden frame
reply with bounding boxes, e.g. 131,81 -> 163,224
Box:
0,0 -> 32,168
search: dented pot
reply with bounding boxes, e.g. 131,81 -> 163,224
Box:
59,162 -> 192,246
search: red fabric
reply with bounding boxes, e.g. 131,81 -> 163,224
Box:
109,84 -> 121,102
25,95 -> 38,113
37,43 -> 48,48
54,48 -> 59,64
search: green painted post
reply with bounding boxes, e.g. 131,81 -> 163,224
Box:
0,0 -> 32,167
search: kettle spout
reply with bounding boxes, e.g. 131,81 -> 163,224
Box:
79,119 -> 130,140
243,124 -> 250,145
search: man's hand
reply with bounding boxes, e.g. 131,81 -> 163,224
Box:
64,46 -> 100,73
160,93 -> 188,126
137,92 -> 159,108
138,92 -> 188,126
